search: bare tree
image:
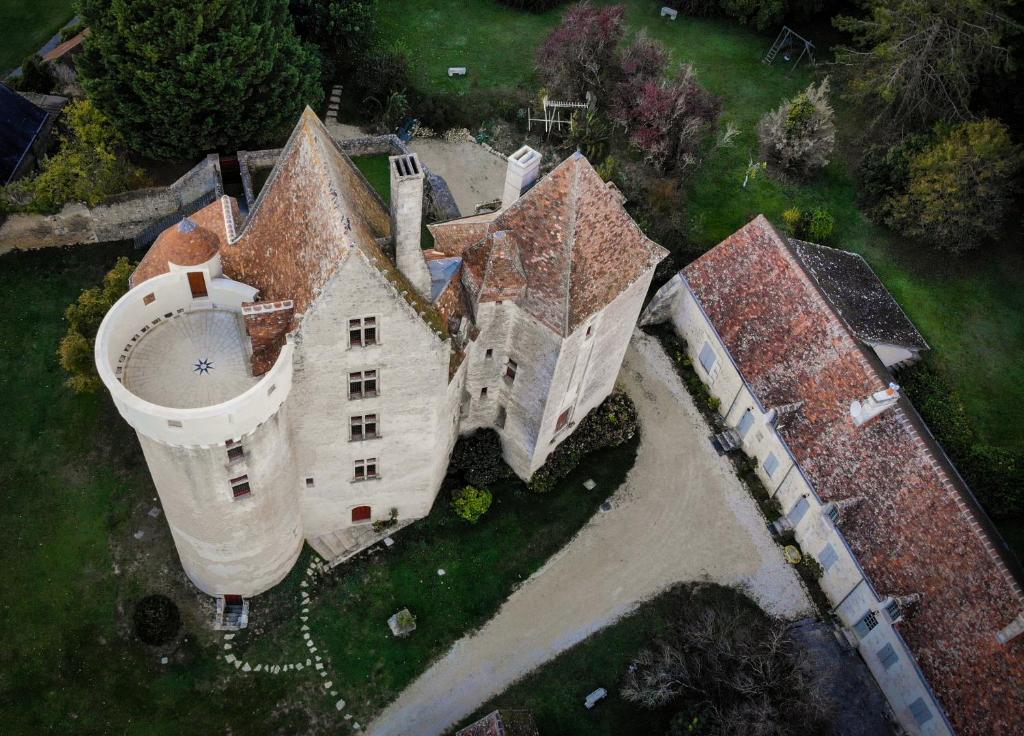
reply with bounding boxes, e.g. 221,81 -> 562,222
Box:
834,0 -> 1016,128
622,595 -> 833,736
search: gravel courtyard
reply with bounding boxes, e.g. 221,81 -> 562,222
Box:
366,331 -> 811,736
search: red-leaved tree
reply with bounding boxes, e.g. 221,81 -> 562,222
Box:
535,2 -> 625,101
613,64 -> 720,172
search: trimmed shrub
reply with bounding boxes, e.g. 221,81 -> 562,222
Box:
451,486 -> 493,523
133,595 -> 181,645
758,78 -> 835,179
528,391 -> 639,493
781,206 -> 835,243
448,429 -> 516,488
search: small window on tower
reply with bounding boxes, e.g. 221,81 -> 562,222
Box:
227,444 -> 245,462
480,387 -> 488,399
556,408 -> 572,432
586,324 -> 594,338
305,477 -> 315,488
496,405 -> 507,429
485,348 -> 493,360
230,474 -> 251,498
505,359 -> 518,382
143,293 -> 156,305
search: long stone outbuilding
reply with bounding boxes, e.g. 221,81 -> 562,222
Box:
94,109 -> 666,607
643,215 -> 1024,736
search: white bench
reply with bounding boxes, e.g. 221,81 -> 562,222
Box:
661,6 -> 678,20
584,687 -> 608,709
447,67 -> 467,77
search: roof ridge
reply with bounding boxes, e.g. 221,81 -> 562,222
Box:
560,160 -> 582,336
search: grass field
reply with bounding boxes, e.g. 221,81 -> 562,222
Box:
378,0 -> 1024,453
0,0 -> 76,72
0,240 -> 638,733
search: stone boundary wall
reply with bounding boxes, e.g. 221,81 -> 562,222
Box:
0,155 -> 223,254
239,134 -> 462,223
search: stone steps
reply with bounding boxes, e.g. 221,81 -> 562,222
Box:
308,519 -> 413,568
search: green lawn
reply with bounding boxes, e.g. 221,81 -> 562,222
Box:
377,0 -> 1024,451
454,584 -> 762,735
0,0 -> 76,72
0,240 -> 638,733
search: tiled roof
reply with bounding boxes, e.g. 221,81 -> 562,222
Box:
683,215 -> 1024,735
131,199 -> 237,287
430,153 -> 667,335
219,108 -> 447,340
788,238 -> 929,352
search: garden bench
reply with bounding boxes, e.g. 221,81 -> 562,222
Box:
584,687 -> 607,709
448,67 -> 467,77
661,7 -> 678,20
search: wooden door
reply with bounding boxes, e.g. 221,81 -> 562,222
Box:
187,271 -> 208,298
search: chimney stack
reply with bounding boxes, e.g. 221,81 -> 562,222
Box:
501,146 -> 541,210
850,383 -> 900,426
389,153 -> 431,298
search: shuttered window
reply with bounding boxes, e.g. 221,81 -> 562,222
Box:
819,543 -> 838,570
698,341 -> 717,374
909,698 -> 933,726
737,409 -> 755,438
877,643 -> 898,670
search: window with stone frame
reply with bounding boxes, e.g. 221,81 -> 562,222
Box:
349,316 -> 378,347
350,413 -> 379,441
353,457 -> 379,481
480,387 -> 488,399
230,474 -> 251,498
349,369 -> 378,399
555,407 -> 572,432
226,440 -> 244,463
505,358 -> 518,382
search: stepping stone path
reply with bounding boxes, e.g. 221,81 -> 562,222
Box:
219,556 -> 353,724
325,85 -> 343,123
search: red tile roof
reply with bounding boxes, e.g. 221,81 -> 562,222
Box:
430,153 -> 667,335
683,215 -> 1024,735
131,199 -> 237,287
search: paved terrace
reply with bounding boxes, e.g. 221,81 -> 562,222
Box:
122,309 -> 257,409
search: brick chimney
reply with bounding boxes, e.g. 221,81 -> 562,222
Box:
501,145 -> 541,210
850,383 -> 900,426
389,153 -> 431,298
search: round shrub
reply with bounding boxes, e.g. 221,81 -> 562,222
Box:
133,595 -> 181,645
452,486 -> 493,524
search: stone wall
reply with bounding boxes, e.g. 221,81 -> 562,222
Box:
0,155 -> 222,254
238,134 -> 462,223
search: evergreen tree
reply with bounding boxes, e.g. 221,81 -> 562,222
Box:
78,0 -> 323,159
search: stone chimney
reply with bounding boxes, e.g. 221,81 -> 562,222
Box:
389,153 -> 431,298
850,383 -> 900,426
501,145 -> 541,210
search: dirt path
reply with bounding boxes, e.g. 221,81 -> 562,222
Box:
366,331 -> 810,736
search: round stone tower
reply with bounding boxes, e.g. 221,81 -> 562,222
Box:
95,268 -> 301,598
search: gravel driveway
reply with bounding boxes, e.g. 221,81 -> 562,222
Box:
366,331 -> 811,736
